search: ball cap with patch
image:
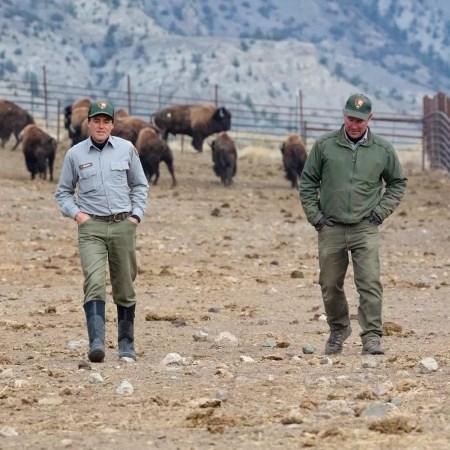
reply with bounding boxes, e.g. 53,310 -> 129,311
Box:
343,93 -> 372,120
88,100 -> 115,120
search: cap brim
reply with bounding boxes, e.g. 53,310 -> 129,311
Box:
88,112 -> 114,119
343,108 -> 370,120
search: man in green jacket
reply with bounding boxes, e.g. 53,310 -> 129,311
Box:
299,93 -> 407,356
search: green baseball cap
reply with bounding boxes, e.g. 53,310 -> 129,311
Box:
88,100 -> 114,120
343,94 -> 372,120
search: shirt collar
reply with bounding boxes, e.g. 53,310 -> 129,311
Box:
344,128 -> 368,146
89,136 -> 113,151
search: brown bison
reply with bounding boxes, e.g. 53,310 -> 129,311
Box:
112,116 -> 159,145
136,127 -> 176,187
209,132 -> 237,187
21,124 -> 57,181
114,108 -> 129,119
64,97 -> 155,146
72,98 -> 91,110
280,134 -> 307,189
68,115 -> 158,146
64,98 -> 90,145
0,99 -> 35,150
153,103 -> 232,152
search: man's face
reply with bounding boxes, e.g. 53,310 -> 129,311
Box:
344,114 -> 372,139
88,115 -> 114,143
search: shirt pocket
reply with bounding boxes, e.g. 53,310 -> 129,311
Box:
78,169 -> 97,193
111,161 -> 129,182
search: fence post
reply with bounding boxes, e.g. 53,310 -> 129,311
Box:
127,75 -> 132,114
214,84 -> 218,107
57,99 -> 61,143
42,66 -> 49,129
158,84 -> 162,110
299,89 -> 304,138
437,92 -> 446,113
421,117 -> 425,171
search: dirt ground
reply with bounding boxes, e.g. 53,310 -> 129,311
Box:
0,136 -> 450,450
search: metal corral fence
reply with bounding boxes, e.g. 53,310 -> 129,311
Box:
423,92 -> 450,172
0,70 -> 425,158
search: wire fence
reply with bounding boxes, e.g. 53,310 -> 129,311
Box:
0,71 -> 424,155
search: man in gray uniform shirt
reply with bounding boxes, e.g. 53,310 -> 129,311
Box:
55,100 -> 149,363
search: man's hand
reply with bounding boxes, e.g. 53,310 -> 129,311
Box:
74,212 -> 91,225
364,211 -> 382,225
314,217 -> 334,231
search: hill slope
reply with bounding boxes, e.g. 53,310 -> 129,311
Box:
0,0 -> 449,114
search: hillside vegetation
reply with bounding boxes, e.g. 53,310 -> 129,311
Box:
0,0 -> 449,114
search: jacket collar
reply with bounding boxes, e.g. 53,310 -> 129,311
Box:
337,125 -> 372,147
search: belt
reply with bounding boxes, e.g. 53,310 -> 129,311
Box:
89,212 -> 130,222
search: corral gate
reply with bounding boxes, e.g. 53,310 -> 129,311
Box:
423,92 -> 450,173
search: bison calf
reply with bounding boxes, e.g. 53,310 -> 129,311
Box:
280,134 -> 307,189
21,124 -> 57,181
136,127 -> 176,187
210,132 -> 237,187
153,103 -> 231,152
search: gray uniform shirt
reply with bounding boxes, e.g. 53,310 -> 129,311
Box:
55,136 -> 149,220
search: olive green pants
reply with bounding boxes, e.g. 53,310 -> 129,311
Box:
318,221 -> 383,341
78,218 -> 137,307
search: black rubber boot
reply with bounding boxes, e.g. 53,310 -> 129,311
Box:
83,300 -> 106,363
117,304 -> 136,360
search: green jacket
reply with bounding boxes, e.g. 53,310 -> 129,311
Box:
299,126 -> 408,226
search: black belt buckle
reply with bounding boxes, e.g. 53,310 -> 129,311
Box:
113,213 -> 124,222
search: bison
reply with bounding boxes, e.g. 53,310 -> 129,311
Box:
64,98 -> 156,146
64,98 -> 91,145
136,127 -> 176,187
64,97 -> 90,125
280,134 -> 307,189
153,103 -> 231,152
209,132 -> 237,187
72,98 -> 91,110
112,116 -> 159,146
114,108 -> 129,119
21,124 -> 57,181
68,115 -> 158,147
0,99 -> 35,150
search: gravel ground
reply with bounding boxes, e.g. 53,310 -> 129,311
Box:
1,139 -> 450,450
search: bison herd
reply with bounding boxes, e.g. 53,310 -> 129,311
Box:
0,98 -> 307,188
